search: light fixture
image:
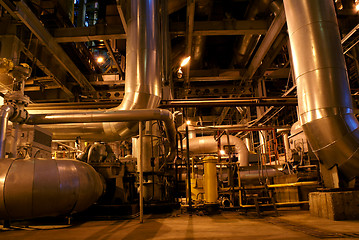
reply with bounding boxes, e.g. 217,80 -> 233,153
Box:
97,56 -> 104,63
356,2 -> 359,11
177,67 -> 183,78
186,120 -> 191,125
219,149 -> 226,155
180,56 -> 191,67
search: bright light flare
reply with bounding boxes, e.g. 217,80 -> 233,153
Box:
180,56 -> 191,67
356,3 -> 359,11
186,120 -> 191,125
97,56 -> 104,63
219,149 -> 226,155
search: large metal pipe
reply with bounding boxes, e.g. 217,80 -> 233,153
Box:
0,158 -> 104,220
182,135 -> 249,166
27,109 -> 177,162
0,105 -> 13,158
283,0 -> 359,181
41,0 -> 162,141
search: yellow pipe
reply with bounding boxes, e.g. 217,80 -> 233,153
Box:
203,156 -> 218,204
240,201 -> 309,208
219,181 -> 319,192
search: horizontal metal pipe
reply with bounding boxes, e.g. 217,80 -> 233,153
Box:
193,125 -> 290,131
181,135 -> 249,166
160,97 -> 297,108
239,201 -> 309,208
27,109 -> 177,162
220,181 -> 319,191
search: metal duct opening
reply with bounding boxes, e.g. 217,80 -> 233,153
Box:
44,0 -> 162,141
182,135 -> 249,166
283,0 -> 359,182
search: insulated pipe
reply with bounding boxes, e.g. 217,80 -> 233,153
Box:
0,158 -> 104,220
40,0 -> 162,141
0,105 -> 13,158
283,0 -> 359,181
27,109 -> 177,162
182,135 -> 249,166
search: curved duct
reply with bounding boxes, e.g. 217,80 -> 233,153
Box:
283,0 -> 359,181
43,0 -> 161,141
182,135 -> 249,166
0,158 -> 104,220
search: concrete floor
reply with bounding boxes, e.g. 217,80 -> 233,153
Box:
1,209 -> 359,240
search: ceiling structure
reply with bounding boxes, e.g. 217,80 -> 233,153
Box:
0,0 -> 357,131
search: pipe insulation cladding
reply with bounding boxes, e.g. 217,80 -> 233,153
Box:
283,0 -> 359,181
0,158 -> 104,220
40,0 -> 162,141
181,135 -> 249,166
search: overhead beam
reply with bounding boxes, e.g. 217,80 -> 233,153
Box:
116,0 -> 127,34
184,0 -> 195,90
54,25 -> 126,43
243,6 -> 286,80
52,20 -> 268,43
171,20 -> 268,36
22,40 -> 74,99
11,0 -> 96,94
104,40 -> 125,80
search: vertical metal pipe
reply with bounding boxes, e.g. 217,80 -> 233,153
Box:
77,0 -> 87,27
43,0 -> 162,141
283,0 -> 359,181
139,121 -> 144,223
0,105 -> 13,159
282,132 -> 291,162
185,123 -> 192,210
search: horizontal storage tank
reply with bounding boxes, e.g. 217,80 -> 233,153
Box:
0,158 -> 104,220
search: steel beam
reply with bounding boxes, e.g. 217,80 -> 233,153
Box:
184,0 -> 195,89
54,25 -> 126,43
171,20 -> 268,36
116,0 -> 128,34
13,0 -> 96,94
22,40 -> 74,99
243,6 -> 286,80
104,40 -> 125,80
53,20 -> 268,43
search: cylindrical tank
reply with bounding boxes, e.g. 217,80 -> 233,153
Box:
0,158 -> 104,220
203,156 -> 218,204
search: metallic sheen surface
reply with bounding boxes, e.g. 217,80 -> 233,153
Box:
284,0 -> 359,181
0,158 -> 104,220
28,109 -> 177,162
182,135 -> 249,166
38,0 -> 162,141
0,105 -> 13,158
